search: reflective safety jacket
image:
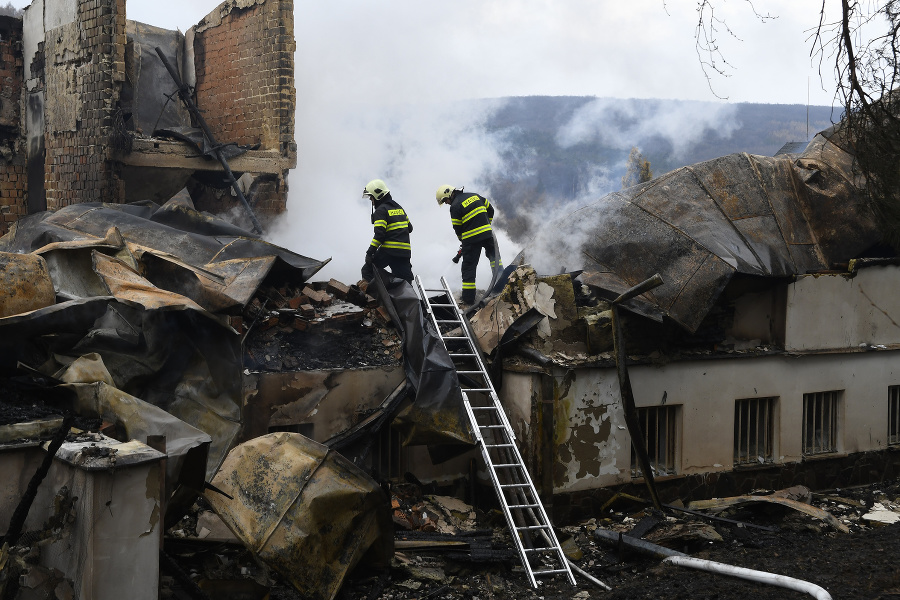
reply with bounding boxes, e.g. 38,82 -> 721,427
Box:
368,194 -> 412,256
449,191 -> 494,244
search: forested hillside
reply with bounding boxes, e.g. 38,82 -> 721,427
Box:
478,96 -> 838,243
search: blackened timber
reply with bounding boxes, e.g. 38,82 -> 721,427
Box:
611,274 -> 664,510
154,47 -> 264,234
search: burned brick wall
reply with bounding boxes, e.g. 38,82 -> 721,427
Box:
191,0 -> 296,215
0,15 -> 27,235
40,0 -> 127,210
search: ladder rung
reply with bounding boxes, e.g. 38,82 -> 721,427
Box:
449,352 -> 477,357
429,303 -> 455,308
509,503 -> 540,509
500,483 -> 530,489
457,370 -> 485,375
533,568 -> 570,575
470,406 -> 499,411
522,547 -> 556,554
462,387 -> 491,392
515,524 -> 550,530
485,443 -> 515,448
479,424 -> 505,429
492,463 -> 522,468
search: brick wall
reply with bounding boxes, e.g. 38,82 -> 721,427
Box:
42,0 -> 127,210
192,0 -> 296,214
0,16 -> 27,235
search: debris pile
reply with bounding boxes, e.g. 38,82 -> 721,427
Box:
242,279 -> 403,371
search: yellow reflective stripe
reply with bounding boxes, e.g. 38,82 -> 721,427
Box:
461,224 -> 491,239
370,239 -> 382,248
386,220 -> 409,230
451,218 -> 462,225
461,282 -> 476,289
373,220 -> 387,229
381,241 -> 411,250
461,206 -> 486,223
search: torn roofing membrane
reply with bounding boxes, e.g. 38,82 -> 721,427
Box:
0,193 -> 328,482
535,127 -> 881,332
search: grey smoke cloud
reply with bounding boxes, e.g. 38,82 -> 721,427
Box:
266,95 -> 518,291
555,98 -> 741,158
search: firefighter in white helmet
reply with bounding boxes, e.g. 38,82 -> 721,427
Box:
436,184 -> 501,305
361,179 -> 414,283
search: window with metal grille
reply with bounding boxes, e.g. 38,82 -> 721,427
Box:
889,386 -> 900,445
734,397 -> 775,465
630,405 -> 678,478
802,390 -> 840,455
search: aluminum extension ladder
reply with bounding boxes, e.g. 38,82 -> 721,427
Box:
414,275 -> 575,588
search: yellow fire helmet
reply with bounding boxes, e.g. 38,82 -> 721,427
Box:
363,179 -> 389,201
435,184 -> 459,206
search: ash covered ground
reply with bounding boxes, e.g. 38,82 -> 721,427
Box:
163,479 -> 900,600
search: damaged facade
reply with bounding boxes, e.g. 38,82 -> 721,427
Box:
0,0 -> 295,232
0,0 -> 899,595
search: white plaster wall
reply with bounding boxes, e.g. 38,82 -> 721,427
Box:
785,266 -> 900,350
44,0 -> 76,30
22,0 -> 44,91
504,350 -> 900,495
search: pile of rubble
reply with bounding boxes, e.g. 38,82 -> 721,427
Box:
241,278 -> 403,371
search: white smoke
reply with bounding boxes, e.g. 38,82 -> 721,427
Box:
266,97 -> 516,292
556,98 -> 741,159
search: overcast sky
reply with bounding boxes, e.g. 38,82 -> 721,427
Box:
10,0 -> 846,287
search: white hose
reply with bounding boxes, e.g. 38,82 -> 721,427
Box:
663,555 -> 832,600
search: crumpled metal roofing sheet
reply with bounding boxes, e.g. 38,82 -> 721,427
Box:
533,126 -> 881,332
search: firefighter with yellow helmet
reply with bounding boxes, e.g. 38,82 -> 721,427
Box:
436,184 -> 502,305
361,179 -> 413,283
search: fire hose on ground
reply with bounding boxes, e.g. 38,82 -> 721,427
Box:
593,527 -> 832,600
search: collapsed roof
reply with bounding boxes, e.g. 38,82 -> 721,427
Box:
527,125 -> 881,332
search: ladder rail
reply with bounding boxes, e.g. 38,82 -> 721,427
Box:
413,276 -> 575,587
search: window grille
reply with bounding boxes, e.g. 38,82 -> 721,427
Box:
734,397 -> 775,465
802,391 -> 839,455
889,386 -> 900,445
630,405 -> 677,477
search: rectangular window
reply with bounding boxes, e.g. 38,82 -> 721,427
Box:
631,405 -> 678,478
802,390 -> 840,455
889,386 -> 900,445
734,397 -> 775,465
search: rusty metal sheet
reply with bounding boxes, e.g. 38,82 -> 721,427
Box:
205,432 -> 393,600
0,252 -> 56,318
